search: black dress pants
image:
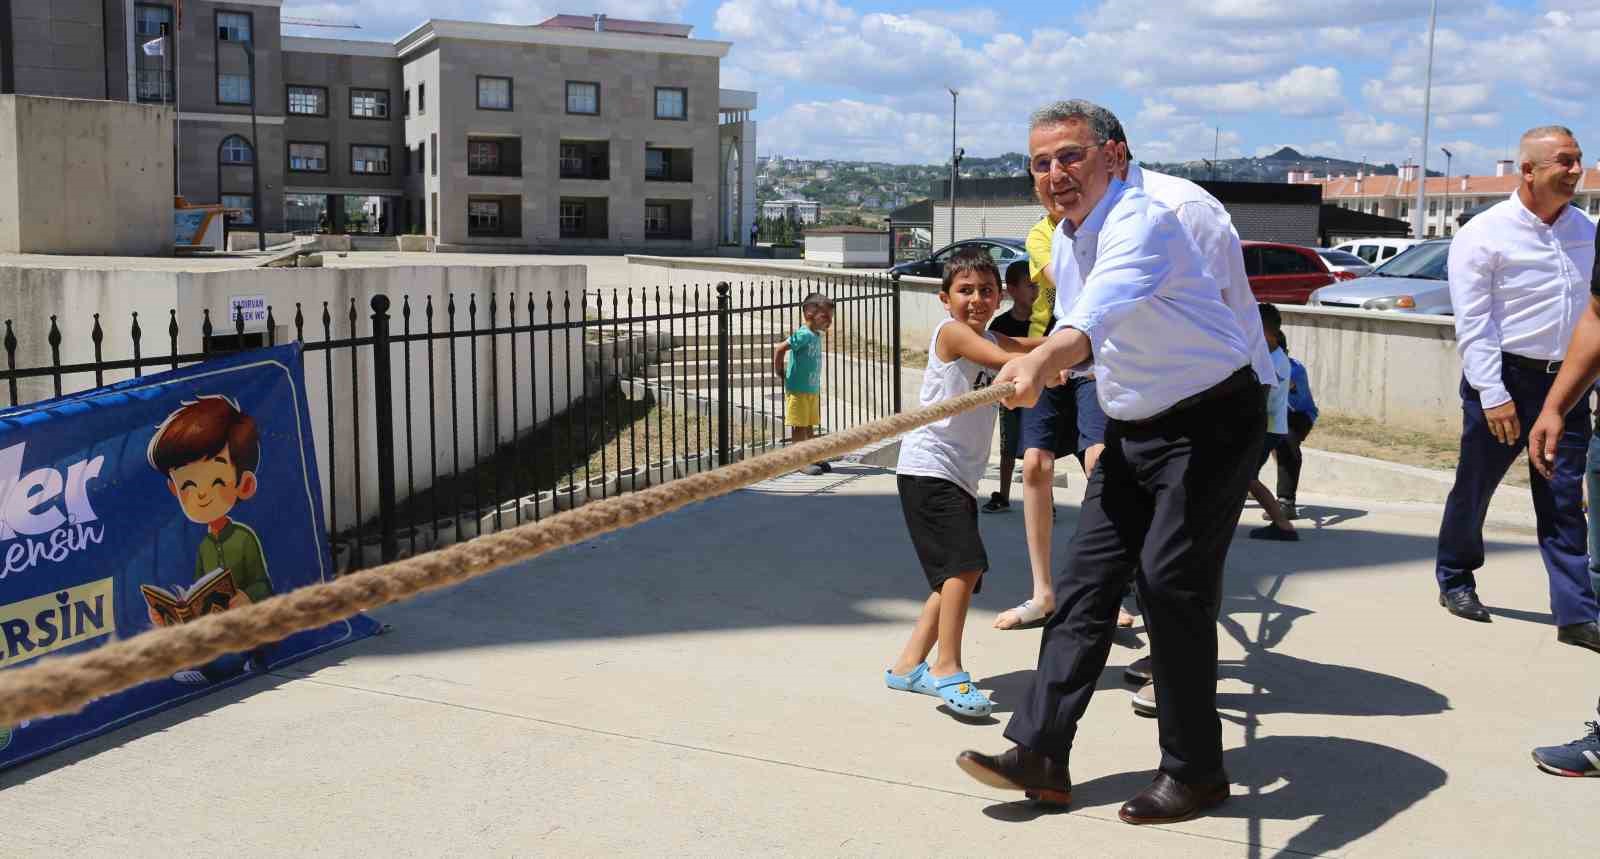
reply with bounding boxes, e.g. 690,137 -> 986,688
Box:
1004,372 -> 1265,785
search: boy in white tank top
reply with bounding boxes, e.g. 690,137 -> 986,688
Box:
886,248 -> 1043,719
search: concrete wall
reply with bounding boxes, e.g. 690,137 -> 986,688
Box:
7,0 -> 111,99
1279,305 -> 1462,435
1228,202 -> 1319,246
805,233 -> 890,267
0,261 -> 588,535
0,94 -> 174,254
933,200 -> 1041,245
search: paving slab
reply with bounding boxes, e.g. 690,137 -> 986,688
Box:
4,458 -> 1593,856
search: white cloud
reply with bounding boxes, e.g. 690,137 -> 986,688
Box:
1361,81 -> 1492,116
759,99 -> 950,162
1167,66 -> 1344,116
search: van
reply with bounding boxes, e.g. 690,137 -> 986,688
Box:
1331,238 -> 1422,265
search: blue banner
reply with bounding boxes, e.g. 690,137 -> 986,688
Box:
0,344 -> 379,769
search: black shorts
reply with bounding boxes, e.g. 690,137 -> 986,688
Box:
998,407 -> 1023,457
897,475 -> 987,592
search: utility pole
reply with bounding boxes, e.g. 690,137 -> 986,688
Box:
948,87 -> 959,247
220,28 -> 266,251
1413,0 -> 1438,239
1441,146 -> 1453,226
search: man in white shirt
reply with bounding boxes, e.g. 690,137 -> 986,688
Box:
1435,125 -> 1600,654
956,100 -> 1260,825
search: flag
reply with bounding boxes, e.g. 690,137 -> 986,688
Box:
142,37 -> 165,57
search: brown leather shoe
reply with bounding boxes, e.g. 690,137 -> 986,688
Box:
1118,772 -> 1228,824
955,745 -> 1072,806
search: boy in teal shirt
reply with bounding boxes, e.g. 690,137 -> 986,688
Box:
773,292 -> 834,475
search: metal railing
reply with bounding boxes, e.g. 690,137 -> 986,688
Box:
0,275 -> 903,570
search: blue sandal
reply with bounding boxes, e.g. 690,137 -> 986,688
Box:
933,672 -> 993,718
885,662 -> 937,696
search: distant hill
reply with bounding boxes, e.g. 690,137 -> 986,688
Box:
1139,146 -> 1441,184
754,148 -> 1434,214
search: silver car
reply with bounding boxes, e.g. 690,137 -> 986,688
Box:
1306,239 -> 1452,314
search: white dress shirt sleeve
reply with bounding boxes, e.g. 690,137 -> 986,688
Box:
1172,201 -> 1274,384
1447,230 -> 1509,409
1059,215 -> 1169,344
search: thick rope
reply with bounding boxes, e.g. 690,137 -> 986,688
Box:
0,382 -> 1014,724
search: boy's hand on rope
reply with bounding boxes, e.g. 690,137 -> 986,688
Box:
995,354 -> 1047,409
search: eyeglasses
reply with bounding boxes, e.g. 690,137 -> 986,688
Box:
1031,143 -> 1103,174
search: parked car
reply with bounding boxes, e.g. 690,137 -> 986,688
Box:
1330,237 -> 1422,265
1241,241 -> 1338,304
1307,239 -> 1452,314
888,237 -> 1028,278
1316,249 -> 1374,280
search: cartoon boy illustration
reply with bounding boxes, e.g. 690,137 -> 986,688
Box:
145,395 -> 274,628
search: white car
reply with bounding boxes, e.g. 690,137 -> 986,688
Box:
1331,238 -> 1423,266
1316,249 -> 1375,281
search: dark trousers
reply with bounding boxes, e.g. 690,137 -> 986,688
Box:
1435,365 -> 1599,627
1005,372 -> 1264,785
1274,412 -> 1313,503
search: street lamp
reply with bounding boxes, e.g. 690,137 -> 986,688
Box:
1441,146 -> 1453,226
948,87 -> 959,247
218,28 -> 266,252
1413,0 -> 1438,239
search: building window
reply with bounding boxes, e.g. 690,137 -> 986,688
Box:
560,201 -> 586,235
221,194 -> 254,226
284,193 -> 329,233
645,203 -> 670,235
566,81 -> 599,115
403,89 -> 411,117
1590,197 -> 1599,215
646,148 -> 667,179
134,4 -> 174,103
645,147 -> 690,182
431,133 -> 438,176
419,83 -> 426,114
351,145 -> 391,175
217,11 -> 251,42
350,88 -> 390,119
219,135 -> 254,165
469,200 -> 502,234
218,74 -> 252,105
561,144 -> 584,176
289,142 -> 328,172
1427,200 -> 1438,215
469,141 -> 501,174
1400,202 -> 1409,218
287,85 -> 327,116
477,76 -> 512,110
559,140 -> 609,180
655,87 -> 687,120
415,142 -> 424,175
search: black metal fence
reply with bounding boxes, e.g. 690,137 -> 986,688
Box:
0,273 -> 903,571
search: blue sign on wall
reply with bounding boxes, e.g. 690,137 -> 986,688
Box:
0,344 -> 379,770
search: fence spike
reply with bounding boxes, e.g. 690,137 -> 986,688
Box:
321,301 -> 331,339
347,296 -> 358,333
91,313 -> 103,346
294,302 -> 305,341
266,306 -> 277,346
201,308 -> 213,341
425,293 -> 435,321
4,320 -> 15,357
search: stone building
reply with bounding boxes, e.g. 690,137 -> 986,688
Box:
0,3 -> 758,252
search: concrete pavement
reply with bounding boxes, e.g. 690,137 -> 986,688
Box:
3,454 -> 1594,856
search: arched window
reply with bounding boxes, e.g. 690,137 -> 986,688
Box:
220,135 -> 255,165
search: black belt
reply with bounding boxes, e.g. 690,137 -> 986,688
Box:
1124,367 -> 1257,426
1502,352 -> 1562,374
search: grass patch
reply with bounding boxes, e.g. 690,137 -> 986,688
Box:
1310,412 -> 1528,488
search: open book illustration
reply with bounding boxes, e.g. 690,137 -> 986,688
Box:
141,567 -> 237,625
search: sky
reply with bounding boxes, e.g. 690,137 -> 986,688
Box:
282,0 -> 1600,174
